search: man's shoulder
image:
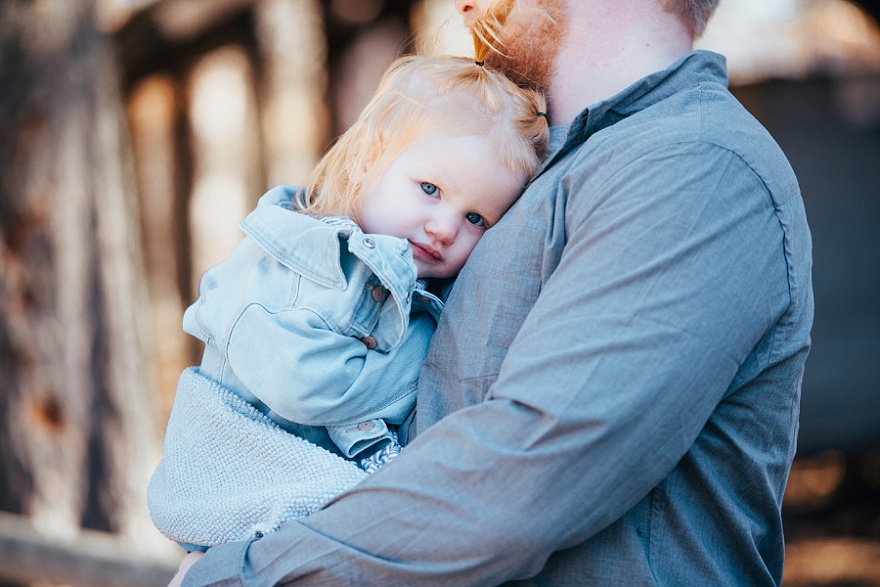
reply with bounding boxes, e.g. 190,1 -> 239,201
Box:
613,80 -> 755,149
583,83 -> 797,200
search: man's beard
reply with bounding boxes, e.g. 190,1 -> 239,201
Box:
483,0 -> 566,93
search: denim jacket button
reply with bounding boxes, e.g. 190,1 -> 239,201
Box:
363,238 -> 375,248
356,421 -> 375,431
360,336 -> 377,349
371,285 -> 387,302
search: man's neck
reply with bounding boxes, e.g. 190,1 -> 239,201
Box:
546,3 -> 695,127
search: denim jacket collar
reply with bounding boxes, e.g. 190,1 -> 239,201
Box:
240,186 -> 441,331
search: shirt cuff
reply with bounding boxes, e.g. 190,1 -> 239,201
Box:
181,538 -> 253,587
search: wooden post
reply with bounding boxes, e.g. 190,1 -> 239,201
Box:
0,0 -> 164,554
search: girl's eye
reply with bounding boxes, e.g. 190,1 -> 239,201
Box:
420,182 -> 438,196
465,212 -> 485,227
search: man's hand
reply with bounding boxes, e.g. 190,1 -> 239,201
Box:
168,550 -> 204,587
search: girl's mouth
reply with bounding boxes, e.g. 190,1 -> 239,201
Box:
409,241 -> 442,262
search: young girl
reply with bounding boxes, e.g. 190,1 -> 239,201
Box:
148,4 -> 548,551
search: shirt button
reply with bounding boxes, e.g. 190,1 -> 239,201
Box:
360,336 -> 377,349
371,285 -> 387,302
356,421 -> 375,431
363,238 -> 375,248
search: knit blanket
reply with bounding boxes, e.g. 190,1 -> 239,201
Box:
147,367 -> 367,548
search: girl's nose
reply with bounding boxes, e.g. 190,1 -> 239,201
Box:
426,215 -> 459,245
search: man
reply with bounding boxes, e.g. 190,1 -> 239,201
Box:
174,0 -> 813,584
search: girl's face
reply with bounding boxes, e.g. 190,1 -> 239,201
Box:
358,132 -> 526,279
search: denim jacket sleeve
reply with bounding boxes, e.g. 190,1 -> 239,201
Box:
226,302 -> 436,428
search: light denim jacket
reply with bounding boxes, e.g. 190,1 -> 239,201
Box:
183,185 -> 443,457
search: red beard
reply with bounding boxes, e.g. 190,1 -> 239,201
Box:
483,0 -> 567,93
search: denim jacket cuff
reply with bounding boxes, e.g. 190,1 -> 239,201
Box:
326,419 -> 391,458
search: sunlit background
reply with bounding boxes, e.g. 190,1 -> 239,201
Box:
0,0 -> 878,585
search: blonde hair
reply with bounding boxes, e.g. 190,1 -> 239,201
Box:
296,2 -> 548,221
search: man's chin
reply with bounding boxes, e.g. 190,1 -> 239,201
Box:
478,0 -> 565,92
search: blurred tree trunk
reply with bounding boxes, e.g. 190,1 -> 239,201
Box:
0,0 -> 159,546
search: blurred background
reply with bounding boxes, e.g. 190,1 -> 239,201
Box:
0,0 -> 878,585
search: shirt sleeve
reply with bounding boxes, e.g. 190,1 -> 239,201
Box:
182,143 -> 792,586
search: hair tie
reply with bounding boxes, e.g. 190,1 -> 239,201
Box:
537,111 -> 547,118
475,60 -> 485,67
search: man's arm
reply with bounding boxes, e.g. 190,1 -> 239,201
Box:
182,145 -> 791,587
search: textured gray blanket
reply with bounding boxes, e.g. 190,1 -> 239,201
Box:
147,367 -> 367,548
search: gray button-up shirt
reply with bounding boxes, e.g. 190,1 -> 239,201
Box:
183,51 -> 813,587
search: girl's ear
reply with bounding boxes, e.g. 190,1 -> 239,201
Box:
345,143 -> 374,189
346,164 -> 370,201
347,155 -> 376,225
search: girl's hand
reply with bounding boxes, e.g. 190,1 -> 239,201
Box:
168,550 -> 204,587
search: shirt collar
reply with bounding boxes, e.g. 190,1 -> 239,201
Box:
543,50 -> 728,170
601,50 -> 727,121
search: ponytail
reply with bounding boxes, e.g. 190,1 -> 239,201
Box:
470,0 -> 516,65
470,0 -> 550,153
